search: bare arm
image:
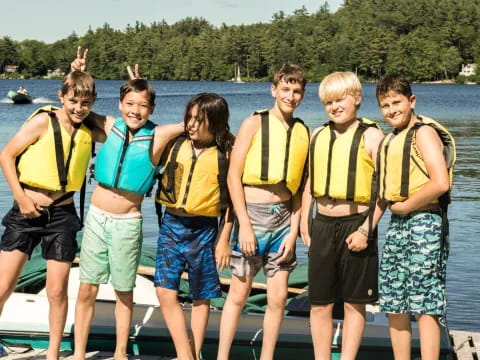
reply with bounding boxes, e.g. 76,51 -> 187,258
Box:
299,176 -> 314,248
227,115 -> 259,257
346,126 -> 386,251
390,125 -> 450,215
0,114 -> 49,217
215,206 -> 234,271
151,122 -> 185,165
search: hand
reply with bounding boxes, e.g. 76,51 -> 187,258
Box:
299,219 -> 311,248
215,240 -> 231,271
239,224 -> 257,257
127,64 -> 141,80
71,46 -> 88,72
277,234 -> 296,263
345,231 -> 368,252
17,195 -> 42,219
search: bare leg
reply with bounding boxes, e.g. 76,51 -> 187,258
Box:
45,259 -> 71,360
190,299 -> 210,360
217,275 -> 253,360
156,287 -> 194,360
73,283 -> 99,360
417,314 -> 440,360
113,290 -> 133,360
310,303 -> 334,360
388,313 -> 412,360
0,250 -> 28,314
260,271 -> 289,360
340,303 -> 366,360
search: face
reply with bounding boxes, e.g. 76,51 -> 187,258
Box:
118,90 -> 154,130
58,90 -> 95,125
271,79 -> 304,114
378,90 -> 416,130
323,93 -> 360,126
186,105 -> 213,144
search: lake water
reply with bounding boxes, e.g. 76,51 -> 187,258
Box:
0,79 -> 479,332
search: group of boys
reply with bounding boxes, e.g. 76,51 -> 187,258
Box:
0,47 -> 454,360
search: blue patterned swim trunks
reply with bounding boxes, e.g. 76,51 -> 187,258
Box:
379,211 -> 449,316
154,211 -> 222,300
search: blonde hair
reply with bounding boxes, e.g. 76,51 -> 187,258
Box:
61,70 -> 96,98
319,72 -> 362,105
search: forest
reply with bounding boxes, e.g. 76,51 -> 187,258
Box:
1,0 -> 479,82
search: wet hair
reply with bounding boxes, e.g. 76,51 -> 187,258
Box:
272,64 -> 307,90
376,75 -> 413,102
119,79 -> 156,107
184,93 -> 233,154
319,72 -> 362,106
60,71 -> 96,98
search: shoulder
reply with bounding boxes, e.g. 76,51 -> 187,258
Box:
22,111 -> 50,134
241,113 -> 262,129
311,125 -> 327,138
415,123 -> 443,148
364,126 -> 384,144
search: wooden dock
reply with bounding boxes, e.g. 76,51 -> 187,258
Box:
451,330 -> 480,360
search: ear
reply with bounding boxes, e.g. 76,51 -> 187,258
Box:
409,94 -> 416,109
271,84 -> 276,98
355,95 -> 362,107
118,100 -> 122,112
57,90 -> 64,104
150,104 -> 155,115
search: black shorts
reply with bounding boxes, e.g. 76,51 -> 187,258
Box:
1,203 -> 81,262
308,212 -> 378,305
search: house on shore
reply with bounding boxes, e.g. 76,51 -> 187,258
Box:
459,63 -> 477,76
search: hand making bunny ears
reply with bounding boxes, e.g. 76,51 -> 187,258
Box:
70,46 -> 88,72
127,64 -> 141,80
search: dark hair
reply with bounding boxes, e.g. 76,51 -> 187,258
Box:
120,79 -> 156,107
272,63 -> 307,90
376,75 -> 412,102
61,71 -> 96,98
184,93 -> 233,154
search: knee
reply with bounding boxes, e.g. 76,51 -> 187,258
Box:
226,287 -> 250,307
267,292 -> 288,311
344,302 -> 366,317
0,280 -> 16,305
310,304 -> 334,317
47,285 -> 68,304
156,287 -> 178,305
76,283 -> 98,304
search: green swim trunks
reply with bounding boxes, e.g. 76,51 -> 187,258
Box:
79,205 -> 143,291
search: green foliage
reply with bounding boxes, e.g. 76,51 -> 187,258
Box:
1,0 -> 479,82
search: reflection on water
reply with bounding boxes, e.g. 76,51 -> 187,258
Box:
0,80 -> 479,331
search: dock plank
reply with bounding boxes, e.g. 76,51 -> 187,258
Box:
450,330 -> 480,360
0,349 -> 175,360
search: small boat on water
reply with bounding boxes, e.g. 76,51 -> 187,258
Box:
7,90 -> 33,104
0,249 -> 455,359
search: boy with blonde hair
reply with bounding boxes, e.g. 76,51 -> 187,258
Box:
300,72 -> 384,360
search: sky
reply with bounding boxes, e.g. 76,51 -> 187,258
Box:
1,0 -> 343,43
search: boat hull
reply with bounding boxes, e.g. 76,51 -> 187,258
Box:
7,90 -> 33,104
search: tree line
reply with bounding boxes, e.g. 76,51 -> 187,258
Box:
1,0 -> 479,82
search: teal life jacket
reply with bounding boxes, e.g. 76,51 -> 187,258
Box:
94,118 -> 157,194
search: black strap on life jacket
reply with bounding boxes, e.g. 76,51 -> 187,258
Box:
259,111 -> 270,181
399,124 -> 420,198
217,150 -> 229,213
165,136 -> 186,194
50,112 -> 78,192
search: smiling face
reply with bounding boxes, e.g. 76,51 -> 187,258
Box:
186,104 -> 214,145
378,90 -> 416,130
58,89 -> 95,125
118,90 -> 154,130
271,79 -> 304,115
323,93 -> 361,126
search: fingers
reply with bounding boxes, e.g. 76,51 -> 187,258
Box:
127,64 -> 141,80
77,46 -> 88,60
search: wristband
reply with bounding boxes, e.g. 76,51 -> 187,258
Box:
357,226 -> 368,237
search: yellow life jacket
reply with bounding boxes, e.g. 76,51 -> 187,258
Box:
17,106 -> 93,192
155,136 -> 228,217
309,118 -> 379,204
378,115 -> 456,203
241,110 -> 309,195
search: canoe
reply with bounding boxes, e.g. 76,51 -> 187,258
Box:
7,90 -> 33,104
0,267 -> 455,359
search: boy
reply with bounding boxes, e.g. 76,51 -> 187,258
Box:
71,70 -> 184,359
0,70 -> 97,360
299,72 -> 384,360
376,75 -> 455,360
154,93 -> 234,360
217,64 -> 309,360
